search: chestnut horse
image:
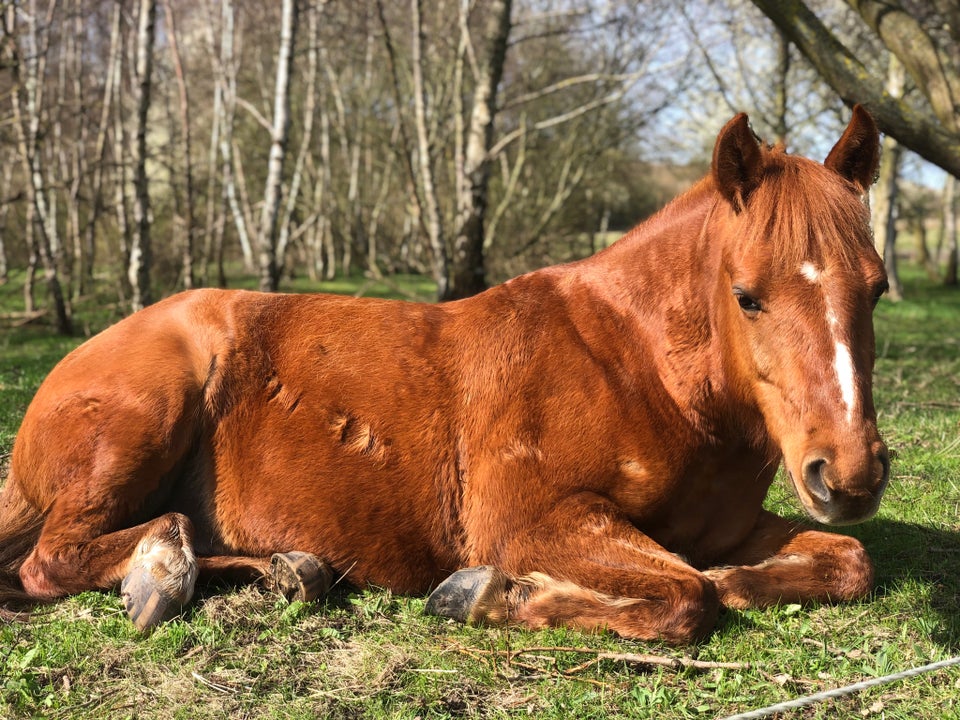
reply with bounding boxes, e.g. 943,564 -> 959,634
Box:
0,107 -> 889,643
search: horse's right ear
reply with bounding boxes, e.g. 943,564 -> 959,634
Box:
712,113 -> 764,214
824,104 -> 880,193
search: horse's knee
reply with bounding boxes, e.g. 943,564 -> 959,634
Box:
656,572 -> 720,644
19,550 -> 64,600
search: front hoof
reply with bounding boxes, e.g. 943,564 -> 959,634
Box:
270,552 -> 332,602
425,565 -> 509,625
121,567 -> 185,632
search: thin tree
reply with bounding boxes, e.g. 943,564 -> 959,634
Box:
871,54 -> 905,301
945,174 -> 958,286
4,0 -> 73,334
161,0 -> 196,290
257,0 -> 298,292
128,0 -> 157,311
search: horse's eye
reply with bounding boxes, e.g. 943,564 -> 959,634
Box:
733,289 -> 761,315
871,281 -> 889,308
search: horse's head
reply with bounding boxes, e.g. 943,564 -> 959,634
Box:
711,106 -> 889,525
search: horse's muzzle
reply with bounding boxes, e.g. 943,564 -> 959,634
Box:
792,442 -> 890,525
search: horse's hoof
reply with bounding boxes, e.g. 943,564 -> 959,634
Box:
121,567 -> 184,632
425,565 -> 509,624
270,552 -> 332,602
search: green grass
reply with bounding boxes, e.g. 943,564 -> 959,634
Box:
1,265 -> 959,718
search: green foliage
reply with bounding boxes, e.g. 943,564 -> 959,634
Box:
0,267 -> 958,719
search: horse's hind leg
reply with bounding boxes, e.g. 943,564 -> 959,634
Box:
20,505 -> 199,631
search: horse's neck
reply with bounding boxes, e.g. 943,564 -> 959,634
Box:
573,187 -> 764,441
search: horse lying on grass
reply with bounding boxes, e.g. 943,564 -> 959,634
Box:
0,106 -> 889,644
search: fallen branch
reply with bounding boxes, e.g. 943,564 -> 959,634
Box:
455,642 -> 750,679
0,308 -> 48,327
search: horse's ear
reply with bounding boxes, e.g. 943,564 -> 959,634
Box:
824,104 -> 880,192
712,113 -> 764,214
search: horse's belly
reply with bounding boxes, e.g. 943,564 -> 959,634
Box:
204,399 -> 463,594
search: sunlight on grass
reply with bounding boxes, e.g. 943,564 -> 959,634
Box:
1,265 -> 958,719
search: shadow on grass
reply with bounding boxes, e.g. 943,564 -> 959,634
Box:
852,518 -> 960,650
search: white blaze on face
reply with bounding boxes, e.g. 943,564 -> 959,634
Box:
800,263 -> 857,424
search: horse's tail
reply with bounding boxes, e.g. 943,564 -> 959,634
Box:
0,472 -> 44,619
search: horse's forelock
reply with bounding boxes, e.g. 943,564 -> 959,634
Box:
738,150 -> 873,272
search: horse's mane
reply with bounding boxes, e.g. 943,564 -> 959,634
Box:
618,144 -> 871,274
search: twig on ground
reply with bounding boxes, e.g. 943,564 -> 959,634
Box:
454,642 -> 750,681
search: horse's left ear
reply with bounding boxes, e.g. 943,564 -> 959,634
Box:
824,105 -> 880,192
713,113 -> 764,214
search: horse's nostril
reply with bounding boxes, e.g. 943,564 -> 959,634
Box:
803,458 -> 832,504
877,449 -> 890,481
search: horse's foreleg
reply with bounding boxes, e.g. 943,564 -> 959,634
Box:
428,496 -> 719,643
703,510 -> 873,608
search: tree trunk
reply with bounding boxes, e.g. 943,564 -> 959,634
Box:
209,0 -> 255,272
772,30 -> 790,145
112,8 -> 131,286
82,2 -> 122,295
128,0 -> 157,312
0,162 -> 11,283
201,55 -> 223,287
447,0 -> 512,300
410,0 -> 449,299
161,0 -> 196,290
7,0 -> 73,334
871,54 -> 905,301
278,0 -> 321,275
256,0 -> 298,292
945,174 -> 958,287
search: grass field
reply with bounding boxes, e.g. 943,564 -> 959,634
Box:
1,266 -> 959,719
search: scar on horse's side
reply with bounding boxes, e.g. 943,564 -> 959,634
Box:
0,106 -> 888,642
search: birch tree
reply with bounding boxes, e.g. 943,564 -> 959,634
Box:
4,0 -> 73,334
161,0 -> 196,289
256,0 -> 298,292
128,0 -> 157,311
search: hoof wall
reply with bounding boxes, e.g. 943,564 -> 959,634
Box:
270,552 -> 332,602
121,568 -> 183,632
425,565 -> 507,624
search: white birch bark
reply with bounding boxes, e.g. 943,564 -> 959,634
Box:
128,0 -> 156,311
448,0 -> 511,299
7,0 -> 73,333
256,0 -> 298,292
410,0 -> 449,298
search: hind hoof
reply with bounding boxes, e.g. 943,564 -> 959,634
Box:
121,567 -> 185,632
425,565 -> 509,625
270,552 -> 332,602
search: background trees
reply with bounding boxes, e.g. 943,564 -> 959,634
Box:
0,0 -> 955,331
